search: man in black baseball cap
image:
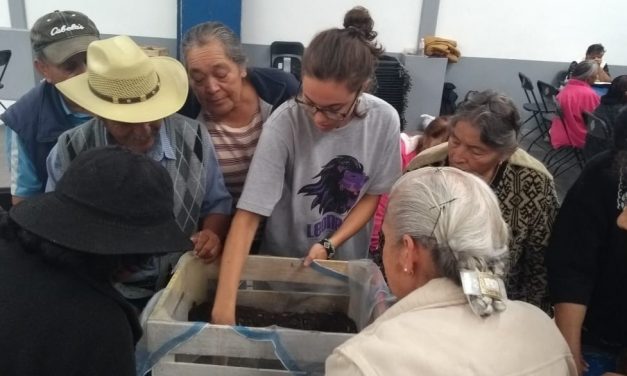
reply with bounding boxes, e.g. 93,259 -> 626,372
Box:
0,10 -> 99,206
30,10 -> 100,65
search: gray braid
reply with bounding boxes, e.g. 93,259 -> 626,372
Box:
385,167 -> 510,317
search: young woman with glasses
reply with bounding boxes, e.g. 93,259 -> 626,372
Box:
212,6 -> 401,325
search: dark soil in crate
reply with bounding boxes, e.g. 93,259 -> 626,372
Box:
189,301 -> 357,333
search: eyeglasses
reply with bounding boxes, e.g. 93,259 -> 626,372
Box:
295,91 -> 360,121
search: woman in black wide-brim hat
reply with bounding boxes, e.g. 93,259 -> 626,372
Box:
0,146 -> 191,376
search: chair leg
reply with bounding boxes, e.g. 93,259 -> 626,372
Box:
526,127 -> 550,153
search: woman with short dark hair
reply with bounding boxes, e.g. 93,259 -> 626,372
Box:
180,22 -> 299,206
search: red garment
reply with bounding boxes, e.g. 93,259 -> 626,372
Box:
549,79 -> 600,148
369,137 -> 418,251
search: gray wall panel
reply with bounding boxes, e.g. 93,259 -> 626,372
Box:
0,28 -> 36,100
402,55 -> 447,130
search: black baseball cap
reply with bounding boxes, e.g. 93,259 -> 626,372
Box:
30,10 -> 100,65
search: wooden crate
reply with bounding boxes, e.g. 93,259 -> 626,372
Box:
147,252 -> 355,375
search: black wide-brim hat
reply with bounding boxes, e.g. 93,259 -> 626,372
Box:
10,146 -> 192,255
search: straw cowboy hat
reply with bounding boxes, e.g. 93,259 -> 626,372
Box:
56,35 -> 187,123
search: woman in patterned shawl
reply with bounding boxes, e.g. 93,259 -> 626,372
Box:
406,90 -> 559,310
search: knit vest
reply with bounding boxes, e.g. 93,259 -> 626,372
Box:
56,114 -> 208,236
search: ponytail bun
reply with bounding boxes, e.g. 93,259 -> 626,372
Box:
343,6 -> 377,41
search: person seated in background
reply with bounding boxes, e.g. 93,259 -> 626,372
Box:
212,6 -> 401,325
0,10 -> 99,205
326,167 -> 576,375
585,43 -> 612,83
179,21 -> 299,205
0,146 -> 193,376
406,90 -> 559,311
369,116 -> 450,263
550,60 -> 601,149
46,36 -> 232,296
594,75 -> 627,129
547,109 -> 627,376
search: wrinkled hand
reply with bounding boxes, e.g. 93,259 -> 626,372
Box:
191,229 -> 221,263
211,305 -> 236,325
303,242 -> 328,266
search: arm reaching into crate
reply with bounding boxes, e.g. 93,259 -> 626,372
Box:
304,193 -> 380,265
212,209 -> 262,325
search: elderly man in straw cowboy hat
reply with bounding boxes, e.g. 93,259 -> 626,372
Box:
0,146 -> 193,376
45,35 -> 232,296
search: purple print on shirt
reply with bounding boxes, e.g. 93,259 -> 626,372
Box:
298,155 -> 369,215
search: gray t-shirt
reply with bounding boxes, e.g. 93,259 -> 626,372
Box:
237,93 -> 401,260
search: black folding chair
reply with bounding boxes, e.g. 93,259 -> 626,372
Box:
270,41 -> 304,81
0,50 -> 12,110
518,72 -> 548,151
583,111 -> 612,160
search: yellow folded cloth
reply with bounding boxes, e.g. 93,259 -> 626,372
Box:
424,36 -> 461,63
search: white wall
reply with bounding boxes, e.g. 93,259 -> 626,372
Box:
437,0 -> 627,65
0,0 -> 11,28
241,0 -> 422,53
24,0 -> 176,38
8,0 -> 627,65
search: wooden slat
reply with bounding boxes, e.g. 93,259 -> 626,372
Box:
153,360 -> 297,376
147,320 -> 351,363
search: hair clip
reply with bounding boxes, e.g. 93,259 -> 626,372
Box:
428,197 -> 458,237
460,269 -> 507,317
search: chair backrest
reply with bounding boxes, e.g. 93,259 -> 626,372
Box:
583,111 -> 612,139
518,72 -> 541,108
0,50 -> 11,85
583,110 -> 613,158
372,54 -> 412,130
270,41 -> 304,81
536,80 -> 559,113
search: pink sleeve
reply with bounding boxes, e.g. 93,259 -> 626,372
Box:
370,194 -> 389,251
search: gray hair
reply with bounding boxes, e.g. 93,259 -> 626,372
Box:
385,167 -> 509,316
34,50 -> 47,63
180,21 -> 247,68
572,60 -> 599,81
452,90 -> 520,156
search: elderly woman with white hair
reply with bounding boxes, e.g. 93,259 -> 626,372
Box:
325,167 -> 576,375
550,59 -> 601,149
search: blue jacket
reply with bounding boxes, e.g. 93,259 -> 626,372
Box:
178,67 -> 299,119
1,81 -> 79,192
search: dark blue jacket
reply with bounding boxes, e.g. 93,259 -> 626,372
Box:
178,67 -> 299,119
0,81 -> 79,192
